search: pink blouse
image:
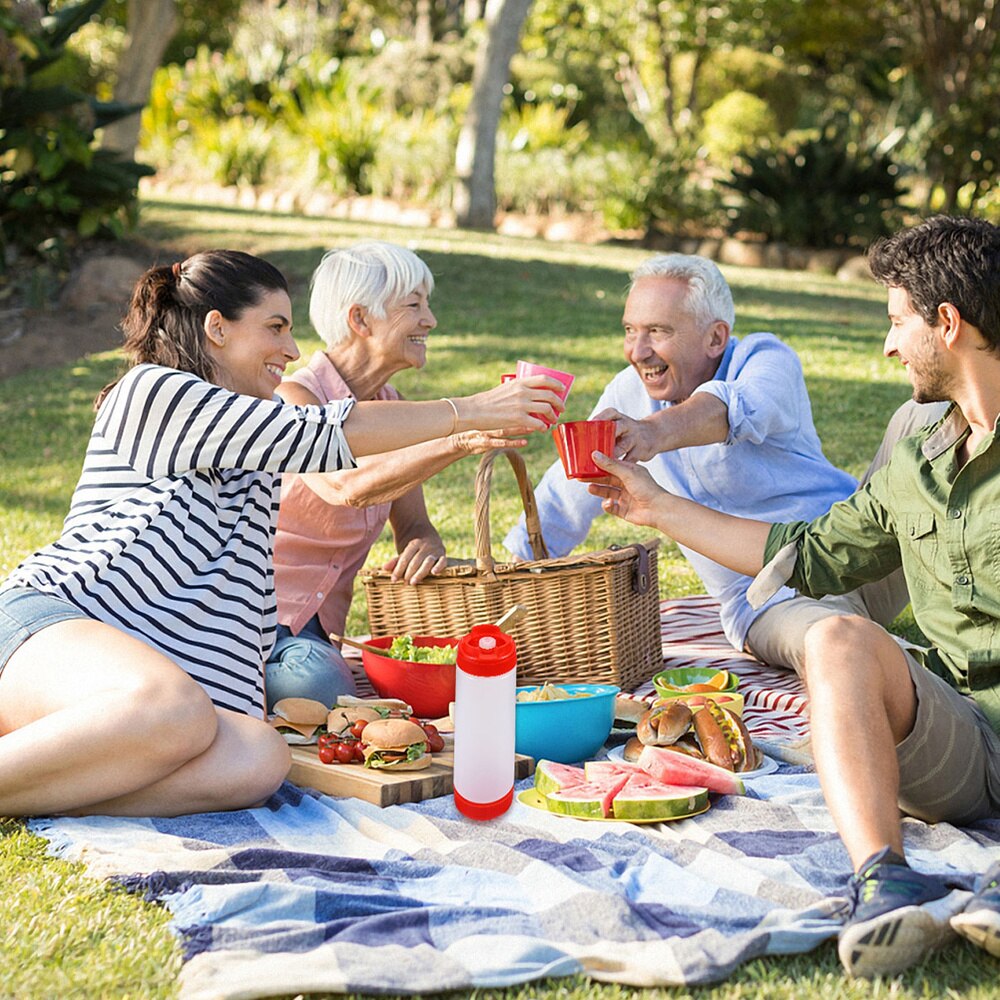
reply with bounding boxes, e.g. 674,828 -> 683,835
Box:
273,352 -> 398,638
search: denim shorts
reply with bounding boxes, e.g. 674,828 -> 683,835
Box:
0,586 -> 88,678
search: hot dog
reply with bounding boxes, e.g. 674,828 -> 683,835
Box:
634,698 -> 761,772
636,701 -> 693,746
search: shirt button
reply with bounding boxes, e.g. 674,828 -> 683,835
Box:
316,591 -> 324,598
957,575 -> 970,585
948,508 -> 961,519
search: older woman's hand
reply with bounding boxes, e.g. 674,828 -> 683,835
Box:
383,537 -> 448,584
453,429 -> 527,454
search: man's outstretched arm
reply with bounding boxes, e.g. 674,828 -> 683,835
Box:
588,451 -> 771,577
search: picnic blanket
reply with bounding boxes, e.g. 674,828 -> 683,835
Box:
30,597 -> 1000,1000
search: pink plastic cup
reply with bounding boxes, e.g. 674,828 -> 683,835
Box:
552,420 -> 616,480
515,360 -> 574,427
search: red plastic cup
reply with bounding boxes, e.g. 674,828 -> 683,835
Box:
552,420 -> 616,480
515,360 -> 574,427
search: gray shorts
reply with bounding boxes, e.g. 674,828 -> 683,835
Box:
0,586 -> 88,678
897,649 -> 1000,825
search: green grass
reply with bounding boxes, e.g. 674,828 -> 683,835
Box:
1,197 -> 994,998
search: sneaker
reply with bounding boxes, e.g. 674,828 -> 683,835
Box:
837,847 -> 956,978
951,860 -> 1000,958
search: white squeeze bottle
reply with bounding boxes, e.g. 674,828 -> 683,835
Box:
453,623 -> 517,820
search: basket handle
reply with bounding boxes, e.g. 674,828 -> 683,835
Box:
474,448 -> 550,577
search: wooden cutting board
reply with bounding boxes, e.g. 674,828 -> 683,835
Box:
288,746 -> 534,808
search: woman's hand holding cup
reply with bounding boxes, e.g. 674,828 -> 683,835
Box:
464,375 -> 566,434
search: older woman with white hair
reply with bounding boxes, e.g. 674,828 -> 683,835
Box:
267,241 -> 519,710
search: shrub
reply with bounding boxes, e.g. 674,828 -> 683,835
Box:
602,139 -> 725,236
696,47 -> 799,134
281,56 -> 389,196
0,0 -> 153,271
500,101 -> 589,154
356,38 -> 472,117
701,91 -> 779,169
496,147 -> 606,215
722,121 -> 905,248
370,108 -> 455,207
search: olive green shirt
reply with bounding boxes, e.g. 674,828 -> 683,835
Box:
754,404 -> 1000,736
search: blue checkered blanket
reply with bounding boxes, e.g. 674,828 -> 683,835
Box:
31,765 -> 998,1000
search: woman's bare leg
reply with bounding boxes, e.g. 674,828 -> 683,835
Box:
0,618 -> 288,816
70,708 -> 290,816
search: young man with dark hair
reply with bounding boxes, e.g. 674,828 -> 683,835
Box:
590,215 -> 1000,978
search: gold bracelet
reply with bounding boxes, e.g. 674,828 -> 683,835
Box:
440,397 -> 459,435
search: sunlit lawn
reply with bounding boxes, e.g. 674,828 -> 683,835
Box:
1,197 -> 994,998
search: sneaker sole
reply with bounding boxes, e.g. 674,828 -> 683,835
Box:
838,904 -> 957,978
951,909 -> 1000,957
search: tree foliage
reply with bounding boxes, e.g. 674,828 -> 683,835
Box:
0,0 -> 153,271
882,0 -> 999,213
15,0 -> 995,248
723,120 -> 905,249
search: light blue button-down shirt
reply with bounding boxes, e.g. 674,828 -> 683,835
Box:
503,333 -> 858,649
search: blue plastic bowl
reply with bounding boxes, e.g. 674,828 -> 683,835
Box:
514,683 -> 619,763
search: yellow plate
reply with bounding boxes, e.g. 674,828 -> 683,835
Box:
517,788 -> 710,824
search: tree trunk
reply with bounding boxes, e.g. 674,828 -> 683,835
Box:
464,0 -> 485,24
452,0 -> 533,230
415,0 -> 434,46
101,0 -> 178,157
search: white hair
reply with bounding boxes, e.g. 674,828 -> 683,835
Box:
630,254 -> 735,331
309,240 -> 435,347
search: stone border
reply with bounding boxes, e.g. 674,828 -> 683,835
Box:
138,177 -> 873,282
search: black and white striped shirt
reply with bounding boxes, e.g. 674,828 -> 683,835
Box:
3,364 -> 356,718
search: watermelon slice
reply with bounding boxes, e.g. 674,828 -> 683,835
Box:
611,774 -> 709,820
533,759 -> 587,798
583,760 -> 645,782
637,745 -> 745,796
544,787 -> 608,819
545,772 -> 630,817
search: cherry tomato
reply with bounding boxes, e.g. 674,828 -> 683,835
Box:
318,745 -> 336,765
423,728 -> 445,753
318,733 -> 335,750
349,720 -> 368,739
333,742 -> 355,765
353,742 -> 366,762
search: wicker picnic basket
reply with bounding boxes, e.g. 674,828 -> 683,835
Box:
362,448 -> 662,690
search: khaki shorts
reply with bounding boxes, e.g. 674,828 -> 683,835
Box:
744,573 -> 909,677
897,649 -> 1000,825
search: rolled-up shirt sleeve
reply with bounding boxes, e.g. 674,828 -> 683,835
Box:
692,335 -> 803,445
747,477 -> 903,608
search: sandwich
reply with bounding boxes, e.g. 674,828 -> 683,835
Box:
361,718 -> 430,771
335,694 -> 412,714
269,697 -> 330,743
327,704 -> 383,737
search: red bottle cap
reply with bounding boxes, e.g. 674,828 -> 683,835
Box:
456,624 -> 516,677
454,785 -> 514,820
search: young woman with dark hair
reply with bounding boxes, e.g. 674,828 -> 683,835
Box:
0,249 -> 563,818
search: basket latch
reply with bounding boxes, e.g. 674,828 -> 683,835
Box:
610,543 -> 652,595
